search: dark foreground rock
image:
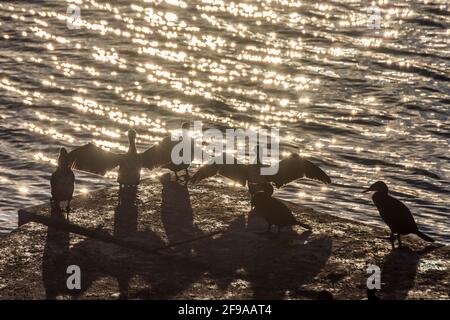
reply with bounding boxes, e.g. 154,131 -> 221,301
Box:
0,175 -> 448,299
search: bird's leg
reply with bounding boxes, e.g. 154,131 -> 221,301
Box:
389,232 -> 396,249
65,200 -> 71,222
118,185 -> 123,206
183,170 -> 189,187
397,234 -> 402,247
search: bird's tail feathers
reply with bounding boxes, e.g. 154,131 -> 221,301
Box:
415,230 -> 434,242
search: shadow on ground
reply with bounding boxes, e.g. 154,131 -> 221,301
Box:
41,174 -> 333,299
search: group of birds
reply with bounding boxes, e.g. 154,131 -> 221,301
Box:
50,123 -> 435,246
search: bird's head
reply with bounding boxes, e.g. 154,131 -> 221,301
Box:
363,181 -> 388,194
57,147 -> 70,168
181,122 -> 190,130
128,129 -> 137,141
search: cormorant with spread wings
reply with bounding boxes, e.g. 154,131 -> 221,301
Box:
66,125 -> 193,189
67,129 -> 143,190
191,151 -> 331,194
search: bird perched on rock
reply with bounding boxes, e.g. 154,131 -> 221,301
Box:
191,150 -> 331,207
66,125 -> 192,189
363,181 -> 434,247
50,148 -> 75,218
67,129 -> 141,191
251,183 -> 310,237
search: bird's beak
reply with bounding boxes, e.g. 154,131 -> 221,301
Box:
362,187 -> 371,193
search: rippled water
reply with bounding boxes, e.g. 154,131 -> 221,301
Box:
0,1 -> 448,242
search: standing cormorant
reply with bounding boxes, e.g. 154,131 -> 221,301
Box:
50,148 -> 75,217
117,129 -> 140,190
363,181 -> 434,247
251,183 -> 309,237
68,129 -> 141,191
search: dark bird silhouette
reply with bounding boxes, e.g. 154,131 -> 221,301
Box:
363,181 -> 434,247
191,151 -> 331,194
67,129 -> 141,191
251,184 -> 309,237
50,148 -> 75,217
66,126 -> 192,189
142,122 -> 194,184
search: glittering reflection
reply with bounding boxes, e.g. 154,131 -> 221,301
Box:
0,0 -> 448,243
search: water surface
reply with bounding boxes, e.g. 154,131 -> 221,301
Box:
0,1 -> 448,242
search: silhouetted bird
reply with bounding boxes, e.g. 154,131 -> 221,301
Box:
68,129 -> 141,191
154,122 -> 194,184
50,148 -> 75,217
251,184 -> 309,237
363,181 -> 434,247
366,288 -> 381,300
191,151 -> 331,195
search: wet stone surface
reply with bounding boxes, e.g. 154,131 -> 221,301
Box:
0,175 -> 448,299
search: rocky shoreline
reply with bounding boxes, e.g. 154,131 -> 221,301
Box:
0,175 -> 448,299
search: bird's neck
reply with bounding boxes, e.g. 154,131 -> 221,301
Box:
255,145 -> 262,165
57,165 -> 71,172
128,138 -> 137,154
373,190 -> 388,199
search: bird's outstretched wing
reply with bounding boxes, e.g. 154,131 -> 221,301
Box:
268,154 -> 331,188
139,145 -> 161,170
190,163 -> 220,184
140,136 -> 179,170
67,143 -> 122,176
191,153 -> 248,186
